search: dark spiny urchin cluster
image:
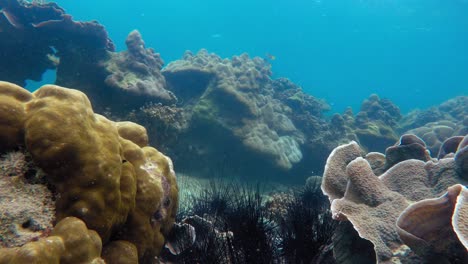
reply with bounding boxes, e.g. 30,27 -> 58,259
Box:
164,180 -> 336,264
277,184 -> 337,263
223,184 -> 278,263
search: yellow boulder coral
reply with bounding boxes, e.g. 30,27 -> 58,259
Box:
0,82 -> 178,262
24,85 -> 133,242
0,82 -> 33,150
0,217 -> 104,264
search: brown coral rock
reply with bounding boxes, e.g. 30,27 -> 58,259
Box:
396,184 -> 468,262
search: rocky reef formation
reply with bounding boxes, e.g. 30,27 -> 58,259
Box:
0,82 -> 178,263
1,0 -> 466,185
321,134 -> 468,263
329,94 -> 402,153
0,0 -> 114,86
0,0 -> 174,115
159,50 -> 332,181
104,30 -> 176,105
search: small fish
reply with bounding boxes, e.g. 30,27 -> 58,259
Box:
265,53 -> 276,61
1,10 -> 23,29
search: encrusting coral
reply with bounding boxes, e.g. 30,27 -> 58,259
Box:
322,134 -> 468,263
0,81 -> 178,263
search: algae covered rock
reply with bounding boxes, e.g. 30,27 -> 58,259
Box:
0,81 -> 178,263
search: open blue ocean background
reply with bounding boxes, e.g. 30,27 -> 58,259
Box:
43,0 -> 468,114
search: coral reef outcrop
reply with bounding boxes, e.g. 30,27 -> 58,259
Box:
0,0 -> 114,86
57,29 -> 175,115
0,81 -> 178,263
322,134 -> 468,263
99,30 -> 176,111
2,0 -> 465,186
330,94 -> 402,153
0,0 -> 173,115
159,49 -> 332,181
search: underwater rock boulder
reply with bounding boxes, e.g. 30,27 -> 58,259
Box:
321,134 -> 468,263
0,81 -> 178,263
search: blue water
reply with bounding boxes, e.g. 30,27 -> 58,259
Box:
47,0 -> 468,114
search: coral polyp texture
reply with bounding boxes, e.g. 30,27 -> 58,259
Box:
321,134 -> 468,263
0,81 -> 178,263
